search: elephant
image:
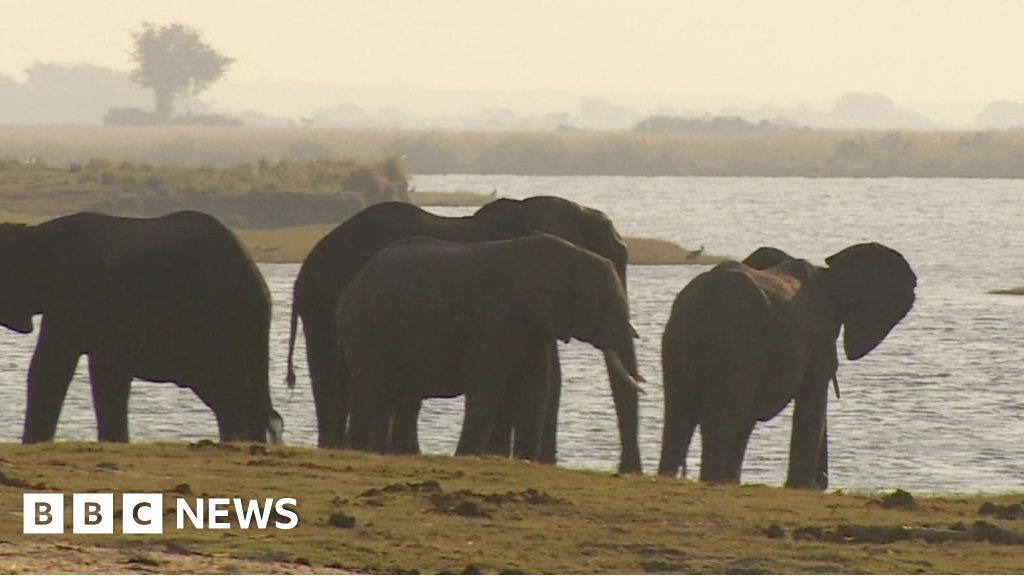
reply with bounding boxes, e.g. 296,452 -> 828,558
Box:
0,211 -> 282,444
337,234 -> 643,472
285,196 -> 633,467
658,242 -> 916,489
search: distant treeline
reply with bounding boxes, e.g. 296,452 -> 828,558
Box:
0,156 -> 408,228
4,126 -> 1024,177
634,115 -> 792,134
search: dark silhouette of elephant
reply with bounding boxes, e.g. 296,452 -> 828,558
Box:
0,211 -> 281,443
338,234 -> 642,471
658,243 -> 916,488
285,196 -> 634,469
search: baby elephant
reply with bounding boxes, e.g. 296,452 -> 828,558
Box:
337,233 -> 643,472
659,243 -> 916,489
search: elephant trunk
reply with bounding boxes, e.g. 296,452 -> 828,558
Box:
601,332 -> 643,474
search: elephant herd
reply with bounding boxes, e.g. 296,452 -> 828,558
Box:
0,197 -> 917,489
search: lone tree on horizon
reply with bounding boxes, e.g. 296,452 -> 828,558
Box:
129,22 -> 234,121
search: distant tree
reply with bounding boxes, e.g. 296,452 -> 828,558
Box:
976,100 -> 1024,129
129,22 -> 233,121
830,92 -> 933,130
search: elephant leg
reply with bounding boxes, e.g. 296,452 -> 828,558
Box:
484,398 -> 512,457
214,408 -> 248,442
604,353 -> 642,474
191,371 -> 248,442
484,363 -> 521,458
349,402 -> 390,452
88,357 -> 132,442
23,324 -> 80,443
698,408 -> 751,484
511,343 -> 552,461
458,389 -> 507,456
658,375 -> 699,477
481,346 -> 558,462
456,344 -> 512,456
389,398 -> 422,454
539,343 -> 561,464
722,417 -> 757,482
356,395 -> 395,453
785,380 -> 828,490
346,350 -> 394,453
304,318 -> 345,448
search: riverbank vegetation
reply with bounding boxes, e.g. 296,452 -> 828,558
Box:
0,156 -> 408,227
6,125 -> 1024,177
0,442 -> 1022,573
0,157 -> 715,265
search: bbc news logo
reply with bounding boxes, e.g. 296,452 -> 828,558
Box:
23,493 -> 298,534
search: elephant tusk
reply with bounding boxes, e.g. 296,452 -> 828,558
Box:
622,372 -> 646,395
604,349 -> 646,394
629,322 -> 640,339
832,374 -> 840,399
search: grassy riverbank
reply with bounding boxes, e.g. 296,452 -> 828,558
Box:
0,442 -> 1022,574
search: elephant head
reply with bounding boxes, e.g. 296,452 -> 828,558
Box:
0,224 -> 41,334
825,243 -> 917,360
477,196 -> 630,292
520,235 -> 643,473
742,246 -> 794,270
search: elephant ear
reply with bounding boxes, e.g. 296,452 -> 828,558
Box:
0,223 -> 39,334
576,210 -> 629,287
825,242 -> 917,360
742,246 -> 794,270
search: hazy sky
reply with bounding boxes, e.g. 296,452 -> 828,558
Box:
1,0 -> 1020,120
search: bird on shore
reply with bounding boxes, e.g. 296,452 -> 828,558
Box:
686,244 -> 705,260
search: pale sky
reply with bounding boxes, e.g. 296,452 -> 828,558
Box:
0,0 -> 1020,121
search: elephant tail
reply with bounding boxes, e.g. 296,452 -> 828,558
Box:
285,298 -> 299,390
252,311 -> 284,444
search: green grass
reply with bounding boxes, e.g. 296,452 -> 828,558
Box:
1,443 -> 1023,573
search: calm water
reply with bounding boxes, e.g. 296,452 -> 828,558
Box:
1,176 -> 1021,493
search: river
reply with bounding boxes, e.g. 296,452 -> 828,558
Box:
0,175 -> 1021,493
